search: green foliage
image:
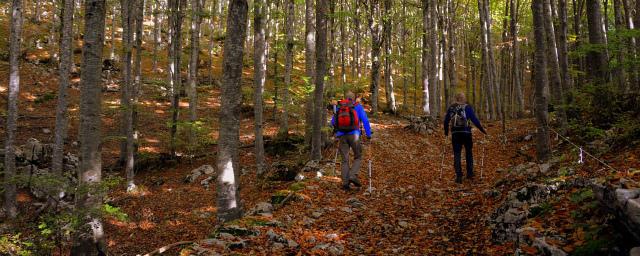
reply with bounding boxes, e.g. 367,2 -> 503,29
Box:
34,92 -> 56,104
572,239 -> 610,256
171,119 -> 217,154
570,188 -> 594,204
0,234 -> 34,256
103,204 -> 129,221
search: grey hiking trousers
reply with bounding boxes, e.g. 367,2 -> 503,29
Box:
339,134 -> 362,186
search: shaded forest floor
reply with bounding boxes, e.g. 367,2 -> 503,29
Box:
2,49 -> 640,255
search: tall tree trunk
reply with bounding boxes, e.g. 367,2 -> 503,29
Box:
254,0 -> 266,175
339,0 -> 347,92
312,0 -> 327,160
304,0 -> 315,146
428,0 -> 438,117
613,0 -> 628,92
71,0 -> 108,254
168,0 -> 186,157
279,0 -> 294,138
447,0 -> 457,107
354,1 -> 362,79
52,0 -> 74,198
383,0 -> 396,114
622,0 -> 638,91
121,0 -> 137,191
478,0 -> 494,120
532,0 -> 551,162
543,0 -> 568,129
152,0 -> 162,71
510,0 -> 524,117
367,0 -> 382,115
110,5 -> 117,60
4,0 -> 23,219
189,0 -> 204,140
557,0 -> 572,92
421,0 -> 431,115
586,0 -> 609,84
216,0 -> 247,222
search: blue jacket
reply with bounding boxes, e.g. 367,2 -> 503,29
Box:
443,103 -> 486,136
331,99 -> 372,137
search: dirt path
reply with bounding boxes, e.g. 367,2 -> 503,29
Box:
266,116 -> 518,255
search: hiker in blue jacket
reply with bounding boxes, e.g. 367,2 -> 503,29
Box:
443,92 -> 487,184
331,91 -> 372,191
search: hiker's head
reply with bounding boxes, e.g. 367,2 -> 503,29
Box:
455,93 -> 467,104
346,91 -> 355,100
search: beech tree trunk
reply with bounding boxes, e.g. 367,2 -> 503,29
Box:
71,0 -> 108,253
121,0 -> 137,190
510,0 -> 524,117
543,0 -> 567,129
312,0 -> 327,160
383,0 -> 396,114
304,0 -> 315,146
4,0 -> 23,219
367,0 -> 382,115
216,0 -> 248,222
189,0 -> 204,138
254,0 -> 266,175
52,0 -> 74,196
168,0 -> 187,157
279,0 -> 294,138
421,0 -> 430,115
622,0 -> 638,91
586,0 -> 609,83
532,0 -> 551,162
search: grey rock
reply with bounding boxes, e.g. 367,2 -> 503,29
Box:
200,176 -> 213,189
272,242 -> 285,250
484,189 -> 501,198
347,197 -> 364,208
328,244 -> 345,255
311,211 -> 323,218
340,207 -> 353,213
616,189 -> 640,203
504,209 -> 525,224
325,233 -> 339,240
267,229 -> 287,243
524,134 -> 533,141
538,163 -> 551,174
218,232 -> 235,240
202,238 -> 226,249
303,216 -> 315,226
254,202 -> 274,215
42,128 -> 51,134
626,198 -> 640,225
287,239 -> 299,248
398,221 -> 409,228
227,240 -> 247,249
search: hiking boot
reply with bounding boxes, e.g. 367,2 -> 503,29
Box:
341,184 -> 351,191
349,178 -> 362,187
455,176 -> 463,184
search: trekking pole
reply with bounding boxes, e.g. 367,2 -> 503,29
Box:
333,137 -> 339,176
367,136 -> 373,194
480,135 -> 487,179
440,136 -> 446,179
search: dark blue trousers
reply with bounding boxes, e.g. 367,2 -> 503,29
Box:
452,132 -> 474,178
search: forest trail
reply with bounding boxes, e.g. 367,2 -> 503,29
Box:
240,116 -> 521,255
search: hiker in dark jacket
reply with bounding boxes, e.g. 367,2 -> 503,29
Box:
443,92 -> 487,183
331,91 -> 372,191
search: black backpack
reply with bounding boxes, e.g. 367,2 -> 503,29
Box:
451,104 -> 470,129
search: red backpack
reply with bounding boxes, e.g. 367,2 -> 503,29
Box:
335,99 -> 360,132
